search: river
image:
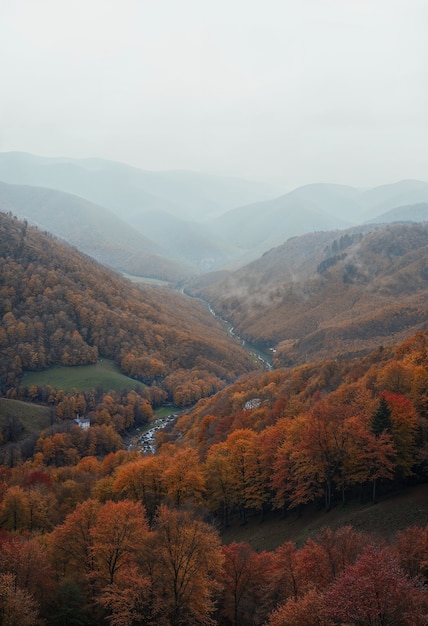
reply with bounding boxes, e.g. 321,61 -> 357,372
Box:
125,288 -> 273,453
187,291 -> 273,370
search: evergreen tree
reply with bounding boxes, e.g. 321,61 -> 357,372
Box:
371,396 -> 392,437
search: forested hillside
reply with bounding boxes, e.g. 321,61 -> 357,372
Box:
1,207 -> 428,626
0,323 -> 427,623
0,211 -> 254,399
191,223 -> 428,366
166,330 -> 428,509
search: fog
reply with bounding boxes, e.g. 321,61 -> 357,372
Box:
1,0 -> 427,188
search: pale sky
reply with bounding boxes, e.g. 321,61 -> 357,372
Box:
1,0 -> 427,188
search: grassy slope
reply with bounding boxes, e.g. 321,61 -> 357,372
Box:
0,397 -> 52,434
221,483 -> 428,550
21,359 -> 145,393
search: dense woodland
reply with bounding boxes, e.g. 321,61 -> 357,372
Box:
0,212 -> 428,624
0,212 -> 254,401
0,330 -> 428,623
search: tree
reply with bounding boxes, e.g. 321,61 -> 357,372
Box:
48,578 -> 91,626
224,429 -> 268,523
295,526 -> 367,593
272,401 -> 353,512
97,566 -> 154,626
0,573 -> 40,626
161,447 -> 206,508
394,525 -> 428,579
150,506 -> 224,626
266,541 -> 300,609
204,442 -> 236,527
0,485 -> 30,531
0,537 -> 54,611
266,589 -> 328,626
345,415 -> 396,503
371,395 -> 392,437
384,391 -> 418,478
219,542 -> 271,626
112,455 -> 167,520
90,500 -> 149,586
323,545 -> 428,626
49,498 -> 100,580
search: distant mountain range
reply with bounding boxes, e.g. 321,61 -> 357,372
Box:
0,181 -> 191,282
0,152 -> 280,222
0,152 -> 428,279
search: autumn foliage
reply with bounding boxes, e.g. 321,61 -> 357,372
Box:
0,211 -> 254,401
1,212 -> 428,623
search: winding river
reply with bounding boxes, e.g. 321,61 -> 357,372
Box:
186,290 -> 274,370
126,286 -> 274,453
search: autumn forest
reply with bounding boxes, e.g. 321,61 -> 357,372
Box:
1,211 -> 428,625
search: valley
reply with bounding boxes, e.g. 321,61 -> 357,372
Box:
0,156 -> 428,625
2,152 -> 428,279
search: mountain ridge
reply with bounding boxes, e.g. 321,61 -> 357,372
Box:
188,223 -> 428,366
2,152 -> 428,277
0,180 -> 192,281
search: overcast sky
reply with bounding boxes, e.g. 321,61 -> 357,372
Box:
1,0 -> 427,188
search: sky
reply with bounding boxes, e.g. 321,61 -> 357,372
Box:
1,0 -> 428,189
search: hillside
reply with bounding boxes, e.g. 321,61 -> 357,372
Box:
189,223 -> 428,366
1,212 -> 428,624
0,181 -> 192,282
0,211 -> 255,401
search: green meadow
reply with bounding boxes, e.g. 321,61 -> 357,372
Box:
21,359 -> 145,393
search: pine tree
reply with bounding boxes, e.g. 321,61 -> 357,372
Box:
371,396 -> 392,437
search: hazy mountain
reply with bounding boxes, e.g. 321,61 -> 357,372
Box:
359,180 -> 428,217
280,182 -> 363,221
366,202 -> 428,225
2,153 -> 428,276
209,180 -> 428,266
189,223 -> 428,366
211,186 -> 353,254
129,209 -> 239,272
0,152 -> 281,222
0,181 -> 191,282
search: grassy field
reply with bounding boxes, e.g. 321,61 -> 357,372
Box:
221,483 -> 428,550
0,397 -> 52,435
21,359 -> 145,393
120,271 -> 171,287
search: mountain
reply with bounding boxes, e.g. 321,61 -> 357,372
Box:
129,209 -> 239,272
2,153 -> 428,275
209,180 -> 428,268
211,185 -> 353,255
359,179 -> 428,218
367,202 -> 428,225
189,223 -> 428,366
0,152 -> 281,222
0,211 -> 255,397
0,181 -> 192,282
